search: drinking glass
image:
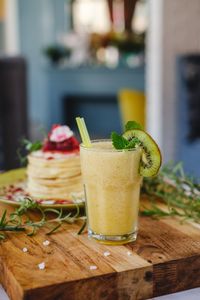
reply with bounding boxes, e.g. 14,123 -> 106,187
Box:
80,139 -> 142,245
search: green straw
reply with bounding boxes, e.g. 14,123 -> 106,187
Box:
76,117 -> 92,147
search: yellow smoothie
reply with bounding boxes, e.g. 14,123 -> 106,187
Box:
80,140 -> 142,240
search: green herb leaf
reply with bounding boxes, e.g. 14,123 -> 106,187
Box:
17,139 -> 43,167
141,162 -> 200,223
46,223 -> 62,235
0,233 -> 5,240
0,196 -> 86,241
111,131 -> 140,150
111,132 -> 129,149
77,219 -> 87,235
0,210 -> 7,226
112,121 -> 142,150
125,121 -> 143,132
124,137 -> 140,149
23,139 -> 42,152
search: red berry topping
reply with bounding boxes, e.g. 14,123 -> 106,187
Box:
42,125 -> 79,153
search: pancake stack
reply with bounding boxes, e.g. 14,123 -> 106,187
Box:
27,125 -> 83,200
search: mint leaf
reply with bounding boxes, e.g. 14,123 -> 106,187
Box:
111,132 -> 140,150
111,132 -> 129,149
125,121 -> 143,132
125,137 -> 140,149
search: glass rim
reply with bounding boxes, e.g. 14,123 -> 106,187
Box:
80,139 -> 140,152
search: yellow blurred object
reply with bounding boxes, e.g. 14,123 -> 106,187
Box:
0,0 -> 5,20
118,89 -> 146,129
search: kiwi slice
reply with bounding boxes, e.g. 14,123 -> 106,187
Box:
123,129 -> 162,177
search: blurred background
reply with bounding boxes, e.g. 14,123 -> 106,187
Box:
0,0 -> 199,178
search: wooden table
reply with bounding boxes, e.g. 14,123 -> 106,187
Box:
1,201 -> 200,300
2,285 -> 200,300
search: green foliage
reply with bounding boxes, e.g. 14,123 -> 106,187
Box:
124,137 -> 141,149
44,45 -> 71,64
22,139 -> 42,152
125,121 -> 143,132
111,132 -> 129,149
141,162 -> 200,223
111,120 -> 142,150
17,139 -> 43,166
0,198 -> 86,241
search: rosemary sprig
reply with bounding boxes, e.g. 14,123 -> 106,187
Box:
1,162 -> 199,241
141,162 -> 200,223
77,219 -> 87,235
0,209 -> 25,237
0,198 -> 86,241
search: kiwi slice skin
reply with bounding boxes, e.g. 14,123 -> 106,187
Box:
123,129 -> 162,177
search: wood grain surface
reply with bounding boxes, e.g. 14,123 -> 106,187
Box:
1,199 -> 200,300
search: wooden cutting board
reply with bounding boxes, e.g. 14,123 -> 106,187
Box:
1,200 -> 200,300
